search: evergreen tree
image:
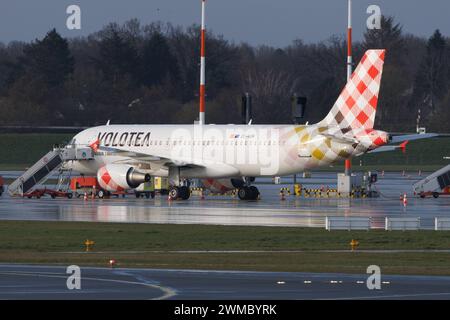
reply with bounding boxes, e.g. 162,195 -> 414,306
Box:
97,27 -> 139,84
22,29 -> 74,88
363,16 -> 404,64
414,29 -> 448,111
140,32 -> 178,87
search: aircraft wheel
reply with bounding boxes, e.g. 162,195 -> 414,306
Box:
238,187 -> 250,200
98,190 -> 105,199
249,186 -> 260,200
179,186 -> 191,200
169,187 -> 180,200
67,193 -> 73,199
433,192 -> 440,198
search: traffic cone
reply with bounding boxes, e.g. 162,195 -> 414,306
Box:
403,193 -> 408,206
381,170 -> 385,177
402,170 -> 405,177
109,259 -> 116,268
418,170 -> 422,176
83,192 -> 88,201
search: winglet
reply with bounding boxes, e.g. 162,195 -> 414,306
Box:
400,140 -> 409,154
89,138 -> 100,152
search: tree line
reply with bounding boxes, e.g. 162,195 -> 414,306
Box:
0,16 -> 449,132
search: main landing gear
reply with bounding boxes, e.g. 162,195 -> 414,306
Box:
237,186 -> 260,200
167,166 -> 190,200
168,186 -> 191,200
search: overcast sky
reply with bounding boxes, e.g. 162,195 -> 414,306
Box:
1,0 -> 449,47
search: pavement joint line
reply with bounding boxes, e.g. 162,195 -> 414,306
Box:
0,271 -> 176,300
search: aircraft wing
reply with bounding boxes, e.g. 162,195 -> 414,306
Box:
97,145 -> 198,167
95,144 -> 237,172
390,133 -> 438,143
368,141 -> 408,154
368,133 -> 438,154
95,144 -> 242,177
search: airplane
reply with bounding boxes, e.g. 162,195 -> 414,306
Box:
64,49 -> 435,200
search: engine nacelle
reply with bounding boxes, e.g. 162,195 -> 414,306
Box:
97,164 -> 150,192
201,178 -> 245,194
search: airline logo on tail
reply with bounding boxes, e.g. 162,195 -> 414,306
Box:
321,49 -> 385,132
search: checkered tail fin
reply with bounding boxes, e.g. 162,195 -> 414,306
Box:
320,49 -> 385,131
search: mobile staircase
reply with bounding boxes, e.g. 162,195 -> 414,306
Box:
8,144 -> 94,196
413,163 -> 450,198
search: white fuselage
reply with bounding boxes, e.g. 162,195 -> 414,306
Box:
67,123 -> 373,178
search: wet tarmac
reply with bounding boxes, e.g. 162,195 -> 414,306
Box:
1,264 -> 450,300
0,171 -> 449,228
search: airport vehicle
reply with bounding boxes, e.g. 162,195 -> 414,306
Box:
8,50 -> 435,201
69,176 -> 132,198
70,176 -> 101,198
8,145 -> 83,197
413,164 -> 450,198
134,180 -> 155,199
154,176 -> 169,195
0,175 -> 4,197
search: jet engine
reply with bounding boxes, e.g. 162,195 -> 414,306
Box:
201,178 -> 245,194
97,164 -> 150,192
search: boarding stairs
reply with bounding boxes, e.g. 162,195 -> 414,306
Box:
412,163 -> 450,196
55,168 -> 74,192
8,144 -> 94,196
